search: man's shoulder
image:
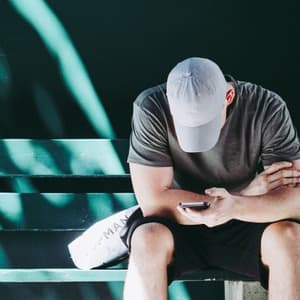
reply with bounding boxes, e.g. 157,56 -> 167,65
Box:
235,78 -> 286,109
134,83 -> 167,110
237,79 -> 282,100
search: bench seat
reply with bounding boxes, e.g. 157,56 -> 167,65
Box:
0,139 -> 266,299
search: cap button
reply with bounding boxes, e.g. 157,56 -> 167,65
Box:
183,72 -> 192,78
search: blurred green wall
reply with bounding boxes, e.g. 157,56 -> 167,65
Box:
0,0 -> 299,299
0,0 -> 299,139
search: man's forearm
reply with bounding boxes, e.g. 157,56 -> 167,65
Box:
141,188 -> 210,225
235,187 -> 300,223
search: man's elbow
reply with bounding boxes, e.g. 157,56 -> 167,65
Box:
137,194 -> 174,219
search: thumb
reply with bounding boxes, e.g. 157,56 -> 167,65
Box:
205,187 -> 227,198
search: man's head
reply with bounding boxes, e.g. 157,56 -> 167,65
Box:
166,57 -> 235,153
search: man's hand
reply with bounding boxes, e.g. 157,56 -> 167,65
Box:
241,161 -> 300,196
177,187 -> 238,227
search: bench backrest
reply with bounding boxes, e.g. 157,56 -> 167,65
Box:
0,139 -> 136,268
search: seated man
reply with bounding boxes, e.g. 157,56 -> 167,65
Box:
122,57 -> 300,300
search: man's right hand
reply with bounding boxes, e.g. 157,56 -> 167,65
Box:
240,161 -> 300,196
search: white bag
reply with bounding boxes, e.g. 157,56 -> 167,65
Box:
68,205 -> 139,270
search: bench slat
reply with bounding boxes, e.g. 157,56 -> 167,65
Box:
0,268 -> 127,282
0,193 -> 137,229
0,139 -> 129,176
0,175 -> 133,192
0,268 -> 252,283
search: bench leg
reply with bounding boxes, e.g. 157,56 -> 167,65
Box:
224,281 -> 268,300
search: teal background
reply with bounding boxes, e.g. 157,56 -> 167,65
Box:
0,0 -> 299,299
0,0 -> 300,139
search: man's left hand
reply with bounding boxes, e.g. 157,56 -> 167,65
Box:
177,187 -> 238,227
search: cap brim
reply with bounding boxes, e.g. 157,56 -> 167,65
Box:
173,113 -> 222,153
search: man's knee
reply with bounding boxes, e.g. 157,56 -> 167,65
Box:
261,221 -> 300,266
130,222 -> 175,264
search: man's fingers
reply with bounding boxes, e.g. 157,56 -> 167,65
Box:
268,169 -> 300,183
268,177 -> 300,190
264,161 -> 293,175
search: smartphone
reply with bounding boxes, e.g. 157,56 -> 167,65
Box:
178,201 -> 210,210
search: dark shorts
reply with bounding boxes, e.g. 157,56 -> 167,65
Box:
120,208 -> 271,289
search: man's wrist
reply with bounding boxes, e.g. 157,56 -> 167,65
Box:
232,194 -> 245,220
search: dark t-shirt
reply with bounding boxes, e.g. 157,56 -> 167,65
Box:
128,76 -> 300,193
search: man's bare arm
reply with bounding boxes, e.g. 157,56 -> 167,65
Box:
234,185 -> 300,222
233,159 -> 300,222
179,159 -> 300,227
240,161 -> 300,196
129,162 -> 213,224
131,159 -> 300,226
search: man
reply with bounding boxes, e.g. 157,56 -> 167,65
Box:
122,57 -> 300,300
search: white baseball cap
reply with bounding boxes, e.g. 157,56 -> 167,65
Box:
167,57 -> 227,152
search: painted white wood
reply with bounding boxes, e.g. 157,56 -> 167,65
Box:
224,281 -> 268,300
225,281 -> 243,300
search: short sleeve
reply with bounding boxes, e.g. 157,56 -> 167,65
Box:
127,101 -> 172,167
261,97 -> 300,166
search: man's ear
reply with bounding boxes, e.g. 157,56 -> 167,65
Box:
226,84 -> 235,106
